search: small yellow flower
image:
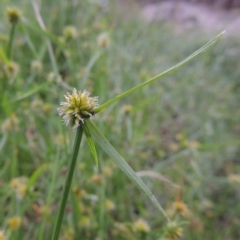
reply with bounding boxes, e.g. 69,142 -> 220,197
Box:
58,89 -> 98,128
0,230 -> 6,240
6,7 -> 21,24
1,113 -> 19,133
169,143 -> 179,152
78,202 -> 92,216
102,166 -> 113,177
79,216 -> 91,228
61,228 -> 74,240
90,174 -> 103,184
133,218 -> 150,233
97,32 -> 111,48
188,141 -> 201,149
63,26 -> 78,40
114,222 -> 130,234
164,222 -> 183,240
173,201 -> 190,217
105,199 -> 115,211
7,216 -> 22,230
73,187 -> 86,199
3,61 -> 19,78
10,177 -> 28,200
121,104 -> 133,115
228,174 -> 240,184
47,72 -> 62,83
30,60 -> 43,73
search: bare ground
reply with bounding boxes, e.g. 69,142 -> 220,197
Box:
142,1 -> 240,37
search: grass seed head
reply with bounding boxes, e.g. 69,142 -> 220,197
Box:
6,7 -> 21,24
30,60 -> 43,73
63,26 -> 78,40
7,216 -> 22,230
164,222 -> 183,240
58,89 -> 98,128
97,32 -> 111,48
133,218 -> 150,233
3,61 -> 19,78
105,199 -> 115,211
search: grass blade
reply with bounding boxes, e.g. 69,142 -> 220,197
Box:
87,120 -> 170,221
95,31 -> 225,113
82,121 -> 99,166
27,164 -> 49,190
13,82 -> 51,102
0,46 -> 10,64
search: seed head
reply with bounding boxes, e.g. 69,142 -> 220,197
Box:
105,199 -> 115,211
58,89 -> 98,128
7,216 -> 22,230
30,60 -> 43,73
3,61 -> 19,78
97,32 -> 111,48
10,176 -> 28,200
228,174 -> 240,184
164,222 -> 183,240
63,26 -> 78,40
133,218 -> 150,233
6,7 -> 21,24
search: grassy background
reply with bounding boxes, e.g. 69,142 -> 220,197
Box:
1,0 -> 240,239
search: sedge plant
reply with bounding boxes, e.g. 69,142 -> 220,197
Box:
51,31 -> 225,240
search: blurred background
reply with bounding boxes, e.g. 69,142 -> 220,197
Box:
0,0 -> 240,239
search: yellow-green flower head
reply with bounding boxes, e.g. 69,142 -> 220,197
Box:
133,218 -> 150,233
58,89 -> 98,128
63,26 -> 78,40
97,32 -> 111,48
6,7 -> 21,24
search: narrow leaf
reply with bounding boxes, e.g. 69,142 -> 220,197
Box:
83,121 -> 99,166
95,31 -> 225,113
27,164 -> 49,190
88,120 -> 170,221
13,82 -> 51,102
0,46 -> 10,64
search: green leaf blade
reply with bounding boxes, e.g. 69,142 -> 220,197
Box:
95,31 -> 225,113
88,120 -> 170,221
83,121 -> 99,166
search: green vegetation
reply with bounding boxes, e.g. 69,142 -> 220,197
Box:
0,1 -> 240,239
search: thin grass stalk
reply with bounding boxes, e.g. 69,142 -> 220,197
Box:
7,23 -> 16,59
51,127 -> 83,240
98,160 -> 106,240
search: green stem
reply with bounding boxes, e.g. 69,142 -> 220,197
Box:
7,23 -> 16,59
51,126 -> 83,240
98,174 -> 106,240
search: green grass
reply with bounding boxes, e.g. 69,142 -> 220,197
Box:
1,0 -> 240,239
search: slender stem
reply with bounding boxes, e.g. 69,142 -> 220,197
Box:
98,173 -> 106,240
7,23 -> 16,59
51,127 -> 83,240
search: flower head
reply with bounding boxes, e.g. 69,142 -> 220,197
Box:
58,89 -> 98,128
63,26 -> 78,40
133,218 -> 150,233
31,60 -> 43,73
3,61 -> 19,78
105,199 -> 115,211
164,222 -> 183,240
10,176 -> 28,200
97,32 -> 111,48
7,216 -> 22,230
6,7 -> 21,24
